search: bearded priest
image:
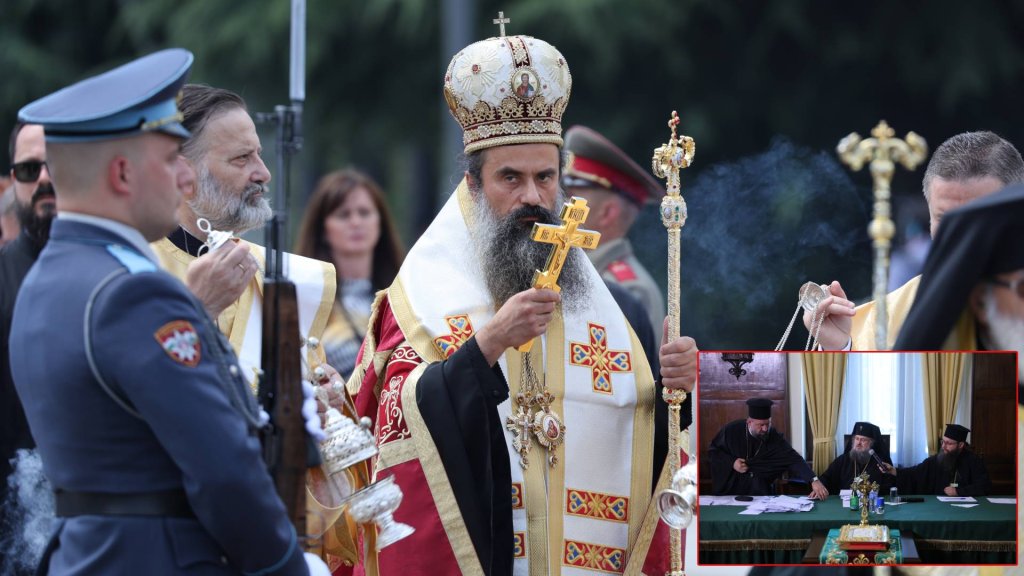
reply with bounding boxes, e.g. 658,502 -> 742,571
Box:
345,28 -> 698,576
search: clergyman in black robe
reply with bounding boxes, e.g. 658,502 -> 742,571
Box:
708,398 -> 822,496
817,421 -> 894,495
885,424 -> 992,496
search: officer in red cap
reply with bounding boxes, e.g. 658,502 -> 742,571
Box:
563,125 -> 666,331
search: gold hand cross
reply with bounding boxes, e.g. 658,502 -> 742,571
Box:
516,196 -> 600,352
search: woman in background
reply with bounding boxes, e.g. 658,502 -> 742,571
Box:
296,168 -> 404,379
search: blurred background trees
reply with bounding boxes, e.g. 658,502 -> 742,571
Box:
4,0 -> 1022,348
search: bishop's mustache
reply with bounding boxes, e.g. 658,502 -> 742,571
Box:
32,182 -> 55,204
509,204 -> 557,229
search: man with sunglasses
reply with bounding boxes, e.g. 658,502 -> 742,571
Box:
0,122 -> 57,568
8,48 -> 328,575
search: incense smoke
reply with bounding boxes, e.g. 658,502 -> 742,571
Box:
1,450 -> 53,575
628,137 -> 874,349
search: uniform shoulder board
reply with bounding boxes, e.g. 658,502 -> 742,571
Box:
106,244 -> 157,274
607,260 -> 637,282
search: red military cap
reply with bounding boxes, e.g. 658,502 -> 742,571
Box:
563,125 -> 664,207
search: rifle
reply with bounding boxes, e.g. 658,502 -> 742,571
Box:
256,0 -> 319,542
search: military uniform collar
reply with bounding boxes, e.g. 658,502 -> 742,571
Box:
587,236 -> 630,269
56,211 -> 159,263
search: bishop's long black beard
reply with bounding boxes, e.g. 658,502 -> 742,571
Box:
936,448 -> 960,472
473,196 -> 590,314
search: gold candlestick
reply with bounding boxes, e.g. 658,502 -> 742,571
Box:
837,121 -> 927,349
651,110 -> 695,576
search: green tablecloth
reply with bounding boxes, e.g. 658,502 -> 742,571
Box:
698,495 -> 1015,564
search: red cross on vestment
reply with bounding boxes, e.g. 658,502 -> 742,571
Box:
569,322 -> 632,394
433,314 -> 475,358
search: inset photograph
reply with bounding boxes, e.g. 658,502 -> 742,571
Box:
696,351 -> 1017,566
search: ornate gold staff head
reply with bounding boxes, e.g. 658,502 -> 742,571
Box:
837,120 -> 927,349
652,111 -> 696,209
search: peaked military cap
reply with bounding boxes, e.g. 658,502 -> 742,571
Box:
19,48 -> 194,143
943,423 -> 970,443
851,421 -> 881,442
563,125 -> 664,207
746,398 -> 773,420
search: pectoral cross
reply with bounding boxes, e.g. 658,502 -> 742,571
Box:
516,196 -> 601,352
492,11 -> 511,37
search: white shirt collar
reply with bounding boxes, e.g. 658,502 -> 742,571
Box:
57,212 -> 160,263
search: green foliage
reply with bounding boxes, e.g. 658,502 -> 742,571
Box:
3,0 -> 1022,347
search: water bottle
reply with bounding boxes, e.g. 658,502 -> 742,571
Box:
876,496 -> 885,515
869,489 -> 878,513
850,492 -> 858,511
889,487 -> 899,505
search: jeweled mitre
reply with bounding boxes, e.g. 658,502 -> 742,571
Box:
443,35 -> 572,153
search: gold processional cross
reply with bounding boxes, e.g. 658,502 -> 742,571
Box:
506,196 -> 600,470
837,120 -> 927,349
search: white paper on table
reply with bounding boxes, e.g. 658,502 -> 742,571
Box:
951,503 -> 979,508
986,497 -> 1016,504
885,501 -> 907,506
839,489 -> 852,497
737,507 -> 763,515
937,496 -> 977,503
698,495 -> 761,506
740,495 -> 815,514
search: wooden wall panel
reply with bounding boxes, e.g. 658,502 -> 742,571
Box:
970,352 -> 1017,496
697,352 -> 789,493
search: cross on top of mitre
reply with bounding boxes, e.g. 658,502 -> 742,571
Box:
493,11 -> 511,37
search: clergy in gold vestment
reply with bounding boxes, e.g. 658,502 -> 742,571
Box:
344,30 -> 698,576
803,131 -> 1023,350
151,84 -> 349,567
151,83 -> 336,391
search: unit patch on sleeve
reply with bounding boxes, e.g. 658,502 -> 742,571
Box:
154,320 -> 202,367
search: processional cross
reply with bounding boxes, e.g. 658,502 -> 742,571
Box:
837,121 -> 927,349
493,11 -> 510,37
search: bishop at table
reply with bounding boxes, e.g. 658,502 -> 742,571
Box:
708,398 -> 828,499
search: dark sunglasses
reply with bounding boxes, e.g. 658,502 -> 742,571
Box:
12,160 -> 48,183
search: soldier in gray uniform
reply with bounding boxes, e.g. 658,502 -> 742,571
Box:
563,125 -> 666,331
9,49 -> 328,575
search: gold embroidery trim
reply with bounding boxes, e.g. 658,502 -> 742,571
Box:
400,363 -> 484,575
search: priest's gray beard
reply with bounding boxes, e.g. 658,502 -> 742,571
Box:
188,164 -> 273,234
983,290 -> 1024,381
849,446 -> 871,466
470,190 -> 589,313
